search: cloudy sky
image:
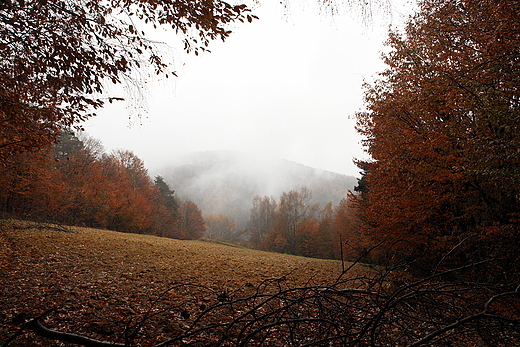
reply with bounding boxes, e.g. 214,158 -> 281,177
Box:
82,0 -> 416,177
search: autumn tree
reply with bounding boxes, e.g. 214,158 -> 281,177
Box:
272,187 -> 318,254
295,218 -> 320,257
354,0 -> 520,270
0,131 -> 107,225
333,197 -> 363,261
248,195 -> 277,248
314,201 -> 335,259
101,150 -> 156,233
0,0 -> 255,162
0,128 -> 214,242
0,145 -> 56,219
51,131 -> 108,226
177,200 -> 207,240
0,131 -> 99,223
205,213 -> 237,241
294,201 -> 338,259
249,190 -> 341,257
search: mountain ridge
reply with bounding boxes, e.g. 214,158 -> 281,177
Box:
160,150 -> 358,227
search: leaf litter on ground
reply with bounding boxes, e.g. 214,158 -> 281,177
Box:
0,220 -> 367,346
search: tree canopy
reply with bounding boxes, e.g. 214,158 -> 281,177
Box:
354,0 -> 520,270
0,0 -> 255,162
0,130 -> 209,239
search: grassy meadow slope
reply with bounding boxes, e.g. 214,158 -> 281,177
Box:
0,220 -> 362,346
2,220 -> 518,346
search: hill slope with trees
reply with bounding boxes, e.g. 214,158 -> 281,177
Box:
0,131 -> 206,240
160,150 -> 358,227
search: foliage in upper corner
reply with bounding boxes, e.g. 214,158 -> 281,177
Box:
0,0 -> 256,162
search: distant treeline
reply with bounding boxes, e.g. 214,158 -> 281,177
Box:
0,131 -> 207,240
205,189 -> 362,261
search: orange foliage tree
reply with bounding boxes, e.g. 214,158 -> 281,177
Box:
0,146 -> 56,219
314,202 -> 336,259
272,187 -> 318,254
354,0 -> 520,269
51,132 -> 108,227
249,190 -> 345,258
102,150 -> 156,234
296,202 -> 337,259
333,197 -> 363,261
0,131 -> 204,239
295,218 -> 320,258
177,200 -> 207,240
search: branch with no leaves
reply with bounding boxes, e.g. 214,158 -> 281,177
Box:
25,320 -> 126,347
5,259 -> 520,347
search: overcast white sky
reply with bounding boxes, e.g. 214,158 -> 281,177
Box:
82,0 -> 416,177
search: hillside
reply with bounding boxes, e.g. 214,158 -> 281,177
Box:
160,150 -> 358,227
0,220 -> 356,346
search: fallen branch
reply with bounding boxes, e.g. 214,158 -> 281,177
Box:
25,319 -> 126,347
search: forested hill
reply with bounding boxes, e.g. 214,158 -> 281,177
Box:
160,151 -> 357,227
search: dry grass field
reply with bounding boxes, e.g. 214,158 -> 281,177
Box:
2,220 -> 519,346
0,220 -> 366,346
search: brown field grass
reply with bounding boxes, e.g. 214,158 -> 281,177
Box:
0,220 -> 368,346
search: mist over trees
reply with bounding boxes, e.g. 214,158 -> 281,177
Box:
161,150 -> 357,228
0,130 -> 361,259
